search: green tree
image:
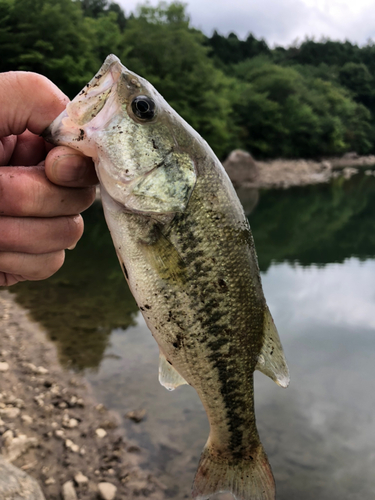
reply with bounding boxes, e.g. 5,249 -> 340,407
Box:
0,0 -> 122,97
207,30 -> 270,66
233,58 -> 374,158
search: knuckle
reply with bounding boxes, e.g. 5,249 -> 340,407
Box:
34,251 -> 65,280
63,215 -> 84,247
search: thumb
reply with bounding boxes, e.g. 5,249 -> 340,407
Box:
0,72 -> 69,137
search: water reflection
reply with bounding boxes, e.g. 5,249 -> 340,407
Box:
250,174 -> 375,270
9,202 -> 139,370
8,173 -> 375,499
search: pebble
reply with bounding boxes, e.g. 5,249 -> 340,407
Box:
55,429 -> 65,439
65,439 -> 79,453
63,418 -> 79,429
98,482 -> 117,500
45,477 -> 56,485
74,471 -> 89,485
21,414 -> 33,424
2,431 -> 38,462
0,362 -> 9,372
125,408 -> 146,423
95,428 -> 107,438
25,363 -> 49,375
0,407 -> 20,419
62,480 -> 78,500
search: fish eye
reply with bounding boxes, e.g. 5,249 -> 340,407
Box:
131,95 -> 155,120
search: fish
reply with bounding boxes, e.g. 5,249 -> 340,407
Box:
43,54 -> 290,500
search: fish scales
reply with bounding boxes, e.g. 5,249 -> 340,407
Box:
44,54 -> 289,500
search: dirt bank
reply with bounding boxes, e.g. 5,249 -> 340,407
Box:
222,150 -> 375,189
0,290 -> 165,500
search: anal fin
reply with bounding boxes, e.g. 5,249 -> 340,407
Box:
255,306 -> 290,388
159,351 -> 188,391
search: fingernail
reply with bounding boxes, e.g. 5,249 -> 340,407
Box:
67,244 -> 76,250
52,155 -> 88,183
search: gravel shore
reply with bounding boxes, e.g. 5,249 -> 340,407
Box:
0,290 -> 165,500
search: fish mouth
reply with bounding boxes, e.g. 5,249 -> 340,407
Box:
42,55 -> 124,148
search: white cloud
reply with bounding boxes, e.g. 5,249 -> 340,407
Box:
262,258 -> 375,337
117,0 -> 375,46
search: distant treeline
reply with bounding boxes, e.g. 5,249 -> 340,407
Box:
2,0 -> 375,159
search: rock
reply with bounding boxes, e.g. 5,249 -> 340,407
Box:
125,409 -> 146,423
0,362 -> 9,372
0,407 -> 20,419
0,454 -> 45,499
65,439 -> 79,453
74,471 -> 89,485
343,151 -> 359,160
44,477 -> 55,485
342,167 -> 358,179
222,149 -> 259,187
24,363 -> 48,375
62,480 -> 78,500
21,414 -> 33,425
62,418 -> 79,429
2,431 -> 38,462
54,429 -> 64,439
98,482 -> 117,500
95,428 -> 107,438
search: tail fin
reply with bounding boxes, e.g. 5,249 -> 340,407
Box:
192,443 -> 275,500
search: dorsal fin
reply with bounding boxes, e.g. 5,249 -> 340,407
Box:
255,307 -> 290,388
158,351 -> 188,391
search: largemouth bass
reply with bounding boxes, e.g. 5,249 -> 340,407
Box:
44,55 -> 289,500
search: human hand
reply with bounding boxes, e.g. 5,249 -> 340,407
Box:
0,72 -> 98,286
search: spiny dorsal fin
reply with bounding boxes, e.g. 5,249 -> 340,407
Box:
159,351 -> 188,391
255,307 -> 290,388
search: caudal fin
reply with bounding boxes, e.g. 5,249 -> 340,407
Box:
192,443 -> 275,500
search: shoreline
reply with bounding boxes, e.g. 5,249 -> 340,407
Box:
0,290 -> 165,500
223,151 -> 375,189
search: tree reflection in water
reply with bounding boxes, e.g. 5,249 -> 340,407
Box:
9,173 -> 375,370
9,202 -> 138,371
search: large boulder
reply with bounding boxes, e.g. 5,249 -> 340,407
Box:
0,455 -> 45,500
222,150 -> 259,187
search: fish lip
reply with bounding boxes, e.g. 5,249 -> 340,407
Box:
40,124 -> 53,143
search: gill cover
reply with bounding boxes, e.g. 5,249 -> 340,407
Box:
43,54 -> 197,216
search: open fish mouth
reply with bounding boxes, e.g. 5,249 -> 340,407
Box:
42,55 -> 123,150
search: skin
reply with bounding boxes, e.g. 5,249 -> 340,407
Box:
0,72 -> 98,286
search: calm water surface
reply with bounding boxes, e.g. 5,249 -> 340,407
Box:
10,174 -> 375,499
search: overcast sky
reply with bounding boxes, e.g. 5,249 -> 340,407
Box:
117,0 -> 375,47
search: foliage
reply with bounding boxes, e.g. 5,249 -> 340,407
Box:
232,58 -> 374,157
1,0 -> 375,158
0,0 -> 123,96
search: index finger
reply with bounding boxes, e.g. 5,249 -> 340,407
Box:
0,72 -> 69,137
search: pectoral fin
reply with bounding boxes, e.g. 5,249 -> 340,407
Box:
159,351 -> 188,391
140,224 -> 187,284
255,307 -> 290,388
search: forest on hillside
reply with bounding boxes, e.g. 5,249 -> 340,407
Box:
1,0 -> 375,160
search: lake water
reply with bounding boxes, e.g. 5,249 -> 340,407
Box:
9,173 -> 375,499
